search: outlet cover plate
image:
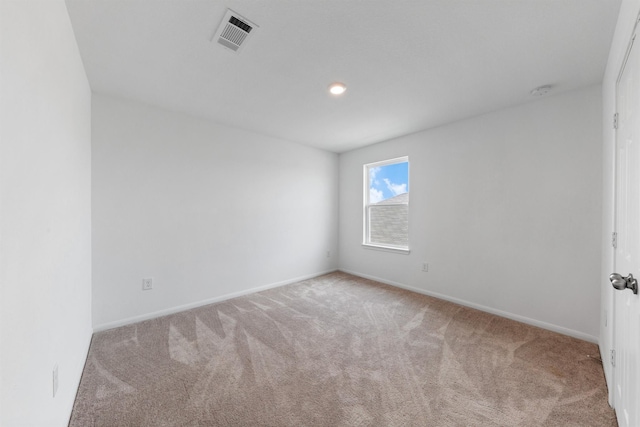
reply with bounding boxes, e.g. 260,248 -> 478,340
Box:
142,278 -> 153,290
53,364 -> 58,397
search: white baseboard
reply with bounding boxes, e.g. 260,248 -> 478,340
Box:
339,268 -> 598,344
93,269 -> 338,333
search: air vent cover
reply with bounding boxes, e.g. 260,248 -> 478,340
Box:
212,9 -> 258,53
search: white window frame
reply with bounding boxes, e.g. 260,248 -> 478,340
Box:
363,156 -> 410,254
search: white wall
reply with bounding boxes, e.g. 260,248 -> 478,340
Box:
600,0 -> 640,401
92,94 -> 339,329
340,86 -> 603,342
0,1 -> 93,426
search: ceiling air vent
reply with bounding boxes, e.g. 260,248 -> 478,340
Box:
212,9 -> 258,53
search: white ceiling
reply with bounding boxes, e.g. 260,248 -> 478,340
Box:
65,0 -> 621,153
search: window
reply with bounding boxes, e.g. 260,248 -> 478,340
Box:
364,157 -> 409,252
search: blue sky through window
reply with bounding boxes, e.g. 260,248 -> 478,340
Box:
369,161 -> 409,204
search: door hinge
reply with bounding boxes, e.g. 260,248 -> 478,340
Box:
611,349 -> 616,367
614,113 -> 619,130
612,231 -> 618,249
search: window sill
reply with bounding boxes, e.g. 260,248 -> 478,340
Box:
362,243 -> 410,255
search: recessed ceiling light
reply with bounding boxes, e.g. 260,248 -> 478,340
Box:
530,85 -> 552,96
329,82 -> 347,95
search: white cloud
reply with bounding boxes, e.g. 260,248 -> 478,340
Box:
369,167 -> 381,185
384,178 -> 407,196
369,187 -> 384,204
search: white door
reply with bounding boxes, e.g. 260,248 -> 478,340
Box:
612,24 -> 640,427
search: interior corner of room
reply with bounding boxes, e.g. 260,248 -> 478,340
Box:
1,0 -> 637,425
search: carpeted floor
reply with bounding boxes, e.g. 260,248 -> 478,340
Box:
69,272 -> 617,426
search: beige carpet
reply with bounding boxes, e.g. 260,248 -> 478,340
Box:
69,272 -> 616,426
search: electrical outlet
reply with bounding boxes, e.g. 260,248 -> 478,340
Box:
326,250 -> 331,258
142,278 -> 153,290
422,263 -> 428,272
53,364 -> 58,397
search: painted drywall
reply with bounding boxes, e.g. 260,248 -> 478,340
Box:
600,0 -> 640,402
92,94 -> 339,329
339,86 -> 603,342
0,1 -> 93,426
